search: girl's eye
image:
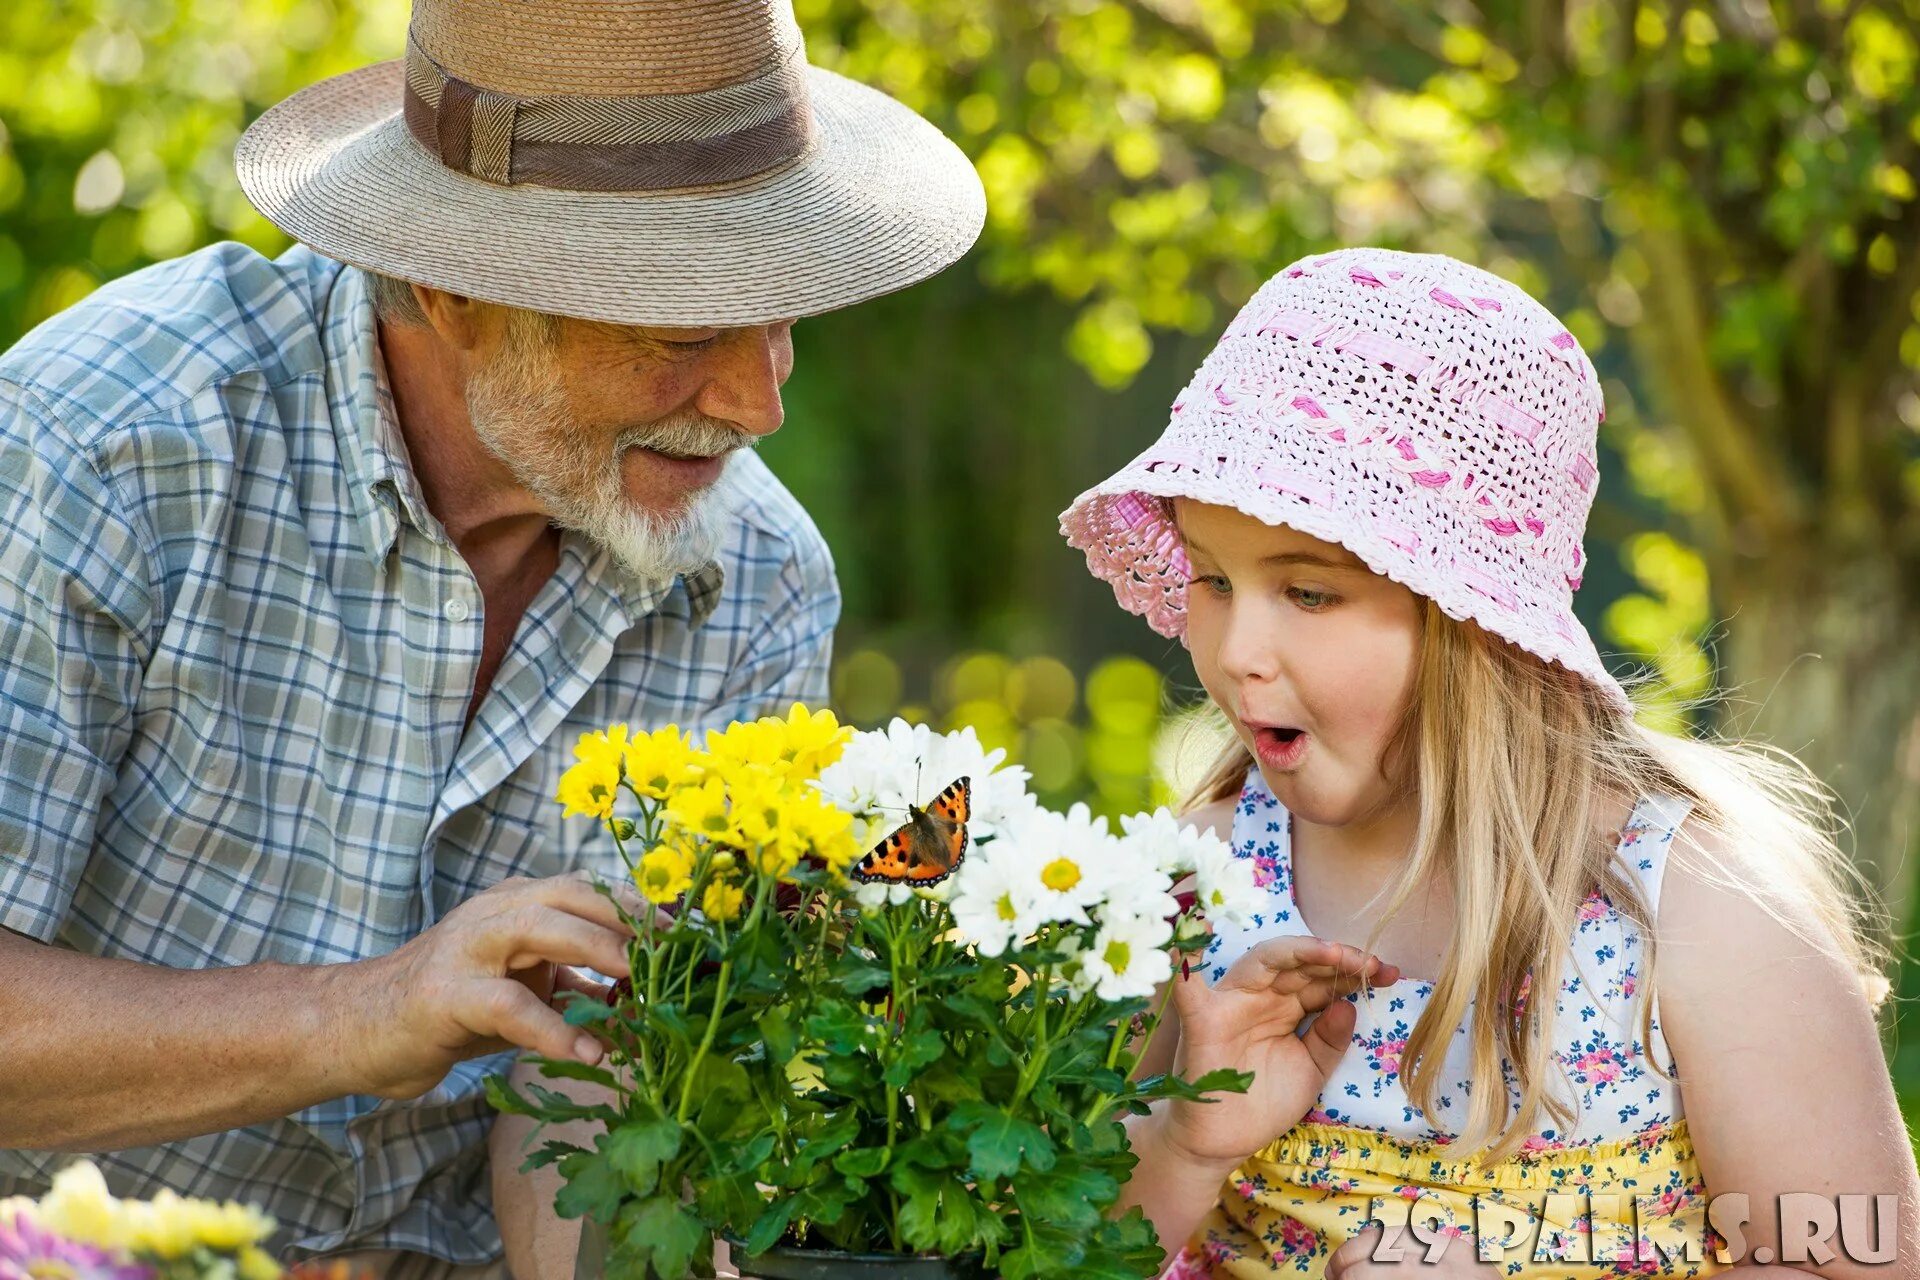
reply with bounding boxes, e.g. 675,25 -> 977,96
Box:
1288,586 -> 1339,610
1195,574 -> 1232,597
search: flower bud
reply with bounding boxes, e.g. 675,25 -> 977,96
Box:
608,817 -> 637,841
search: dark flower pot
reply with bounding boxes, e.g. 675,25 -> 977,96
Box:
576,1218 -> 986,1279
732,1245 -> 986,1280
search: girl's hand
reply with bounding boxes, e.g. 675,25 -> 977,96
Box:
1327,1223 -> 1483,1277
1164,935 -> 1397,1171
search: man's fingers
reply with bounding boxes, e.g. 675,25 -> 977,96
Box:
459,978 -> 602,1065
534,870 -> 649,933
491,904 -> 634,978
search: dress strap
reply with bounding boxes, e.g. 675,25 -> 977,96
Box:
1617,791 -> 1695,915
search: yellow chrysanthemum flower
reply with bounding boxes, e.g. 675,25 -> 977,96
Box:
555,755 -> 621,821
574,724 -> 631,773
723,766 -> 789,850
664,775 -> 732,841
703,705 -> 850,780
773,703 -> 851,777
622,725 -> 696,800
237,1245 -> 284,1280
636,845 -> 696,904
701,878 -> 745,922
747,840 -> 801,879
121,1189 -> 276,1259
775,789 -> 856,871
36,1160 -> 126,1250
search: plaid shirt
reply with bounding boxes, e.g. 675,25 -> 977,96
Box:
0,243 -> 839,1271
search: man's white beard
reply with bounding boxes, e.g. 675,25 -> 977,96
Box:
464,337 -> 749,584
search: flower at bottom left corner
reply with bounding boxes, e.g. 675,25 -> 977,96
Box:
0,1213 -> 155,1280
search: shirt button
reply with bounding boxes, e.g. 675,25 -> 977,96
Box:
443,597 -> 471,623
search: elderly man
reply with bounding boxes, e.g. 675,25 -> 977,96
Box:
0,1 -> 983,1277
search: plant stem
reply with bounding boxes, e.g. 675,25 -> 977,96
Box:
1081,978 -> 1177,1126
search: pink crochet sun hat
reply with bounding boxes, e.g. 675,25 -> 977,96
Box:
1060,247 -> 1631,714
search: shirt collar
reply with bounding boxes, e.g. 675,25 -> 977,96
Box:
321,265 -> 726,630
321,265 -> 440,564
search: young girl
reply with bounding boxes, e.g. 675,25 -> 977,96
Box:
1060,249 -> 1919,1278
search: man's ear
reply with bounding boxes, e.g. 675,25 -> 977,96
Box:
412,284 -> 492,353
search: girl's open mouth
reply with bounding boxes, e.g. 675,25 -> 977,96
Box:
1251,724 -> 1309,770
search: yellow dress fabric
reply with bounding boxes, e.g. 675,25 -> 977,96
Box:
1172,1116 -> 1729,1277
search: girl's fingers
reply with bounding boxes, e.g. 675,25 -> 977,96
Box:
1300,994 -> 1358,1078
1327,1223 -> 1383,1278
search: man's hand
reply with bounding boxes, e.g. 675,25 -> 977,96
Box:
343,870 -> 643,1100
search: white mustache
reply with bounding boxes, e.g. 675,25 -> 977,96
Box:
622,415 -> 754,459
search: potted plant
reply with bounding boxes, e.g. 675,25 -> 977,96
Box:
490,708 -> 1263,1279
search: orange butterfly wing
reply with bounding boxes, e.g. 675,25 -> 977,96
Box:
849,824 -> 917,883
850,777 -> 972,885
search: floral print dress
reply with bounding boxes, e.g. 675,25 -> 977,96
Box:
1164,767 -> 1727,1278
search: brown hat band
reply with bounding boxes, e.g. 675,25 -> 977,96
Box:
401,35 -> 816,192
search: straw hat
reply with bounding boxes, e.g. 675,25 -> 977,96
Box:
1060,248 -> 1632,715
235,0 -> 987,327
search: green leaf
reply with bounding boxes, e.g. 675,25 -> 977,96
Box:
603,1112 -> 682,1197
559,995 -> 618,1027
831,955 -> 892,997
882,1026 -> 946,1087
761,1008 -> 798,1065
729,1131 -> 778,1177
553,1149 -> 626,1224
948,1102 -> 1057,1180
522,1081 -> 623,1125
535,1059 -> 620,1089
615,1195 -> 707,1280
483,1074 -> 539,1117
741,1198 -> 797,1256
1137,1067 -> 1253,1104
516,1139 -> 590,1174
1011,1159 -> 1117,1231
832,1146 -> 890,1178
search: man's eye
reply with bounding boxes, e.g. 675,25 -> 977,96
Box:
1288,586 -> 1339,609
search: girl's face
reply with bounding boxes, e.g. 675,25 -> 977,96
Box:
1177,499 -> 1423,828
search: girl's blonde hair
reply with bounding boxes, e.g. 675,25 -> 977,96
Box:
1183,597 -> 1894,1166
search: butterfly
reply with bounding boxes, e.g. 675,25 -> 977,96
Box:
848,776 -> 972,886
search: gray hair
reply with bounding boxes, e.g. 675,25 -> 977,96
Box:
363,269 -> 429,327
362,268 -> 561,350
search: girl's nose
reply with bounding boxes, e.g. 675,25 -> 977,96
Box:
1214,598 -> 1282,687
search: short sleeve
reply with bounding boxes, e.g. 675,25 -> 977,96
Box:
0,380 -> 154,941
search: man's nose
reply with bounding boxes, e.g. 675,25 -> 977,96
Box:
692,325 -> 789,438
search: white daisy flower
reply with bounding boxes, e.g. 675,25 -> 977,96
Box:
1119,807 -> 1232,880
1095,833 -> 1181,927
1190,836 -> 1266,931
949,854 -> 1043,957
815,718 -> 1038,859
1001,802 -> 1125,928
852,880 -> 914,911
1078,912 -> 1175,1002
